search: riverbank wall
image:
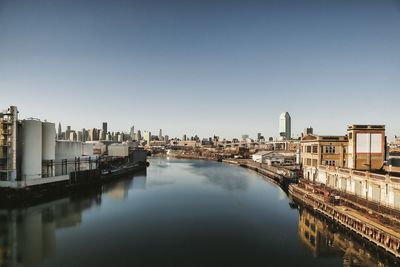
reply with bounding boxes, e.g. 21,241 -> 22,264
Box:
0,162 -> 147,207
289,182 -> 400,258
222,159 -> 298,191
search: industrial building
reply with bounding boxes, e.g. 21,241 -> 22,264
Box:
252,151 -> 272,163
300,125 -> 400,210
0,106 -> 97,188
252,150 -> 296,165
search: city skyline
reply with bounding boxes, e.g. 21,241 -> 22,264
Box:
1,0 -> 399,139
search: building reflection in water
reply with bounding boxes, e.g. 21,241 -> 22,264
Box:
0,193 -> 101,267
0,171 -> 147,267
105,180 -> 133,200
132,175 -> 147,190
299,208 -> 398,267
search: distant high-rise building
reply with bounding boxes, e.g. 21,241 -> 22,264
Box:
159,129 -> 162,140
144,131 -> 151,145
77,131 -> 83,142
183,134 -> 187,141
130,126 -> 135,140
69,131 -> 77,141
58,122 -> 62,140
66,126 -> 71,141
102,122 -> 107,140
257,133 -> 262,141
82,128 -> 88,142
279,112 -> 291,140
137,130 -> 142,142
88,128 -> 99,141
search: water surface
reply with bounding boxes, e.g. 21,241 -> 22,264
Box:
0,158 -> 398,267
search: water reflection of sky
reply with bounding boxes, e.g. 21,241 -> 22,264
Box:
0,158 -> 398,267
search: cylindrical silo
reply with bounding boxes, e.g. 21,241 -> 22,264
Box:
42,122 -> 56,177
55,141 -> 83,176
21,119 -> 42,180
42,122 -> 56,160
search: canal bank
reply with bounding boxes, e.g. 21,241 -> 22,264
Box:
289,181 -> 400,258
0,158 -> 148,207
222,159 -> 298,191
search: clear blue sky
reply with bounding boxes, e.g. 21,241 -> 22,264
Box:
1,0 -> 399,140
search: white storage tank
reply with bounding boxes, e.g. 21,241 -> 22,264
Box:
42,122 -> 56,177
55,141 -> 83,176
108,143 -> 129,157
82,143 -> 94,156
21,119 -> 42,179
55,141 -> 83,161
42,122 -> 56,161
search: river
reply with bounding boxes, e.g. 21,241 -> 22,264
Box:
0,158 -> 398,267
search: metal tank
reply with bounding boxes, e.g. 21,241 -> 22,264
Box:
55,141 -> 82,160
21,119 -> 42,179
42,122 -> 56,177
55,141 -> 83,176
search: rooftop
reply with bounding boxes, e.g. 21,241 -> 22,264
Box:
348,125 -> 385,130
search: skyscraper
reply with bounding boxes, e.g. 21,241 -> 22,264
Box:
66,126 -> 71,141
159,129 -> 162,140
144,131 -> 151,145
102,122 -> 107,140
58,122 -> 62,140
130,126 -> 135,140
279,112 -> 291,140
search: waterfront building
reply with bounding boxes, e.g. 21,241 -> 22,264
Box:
300,124 -> 400,209
176,140 -> 200,148
347,125 -> 386,170
0,106 -> 18,181
279,112 -> 291,140
252,151 -> 272,163
301,135 -> 349,181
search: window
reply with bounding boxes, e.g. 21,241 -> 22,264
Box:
312,145 -> 318,153
324,160 -> 336,166
324,146 -> 336,154
306,146 -> 312,153
306,158 -> 311,166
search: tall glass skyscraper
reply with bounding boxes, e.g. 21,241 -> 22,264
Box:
279,112 -> 291,140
